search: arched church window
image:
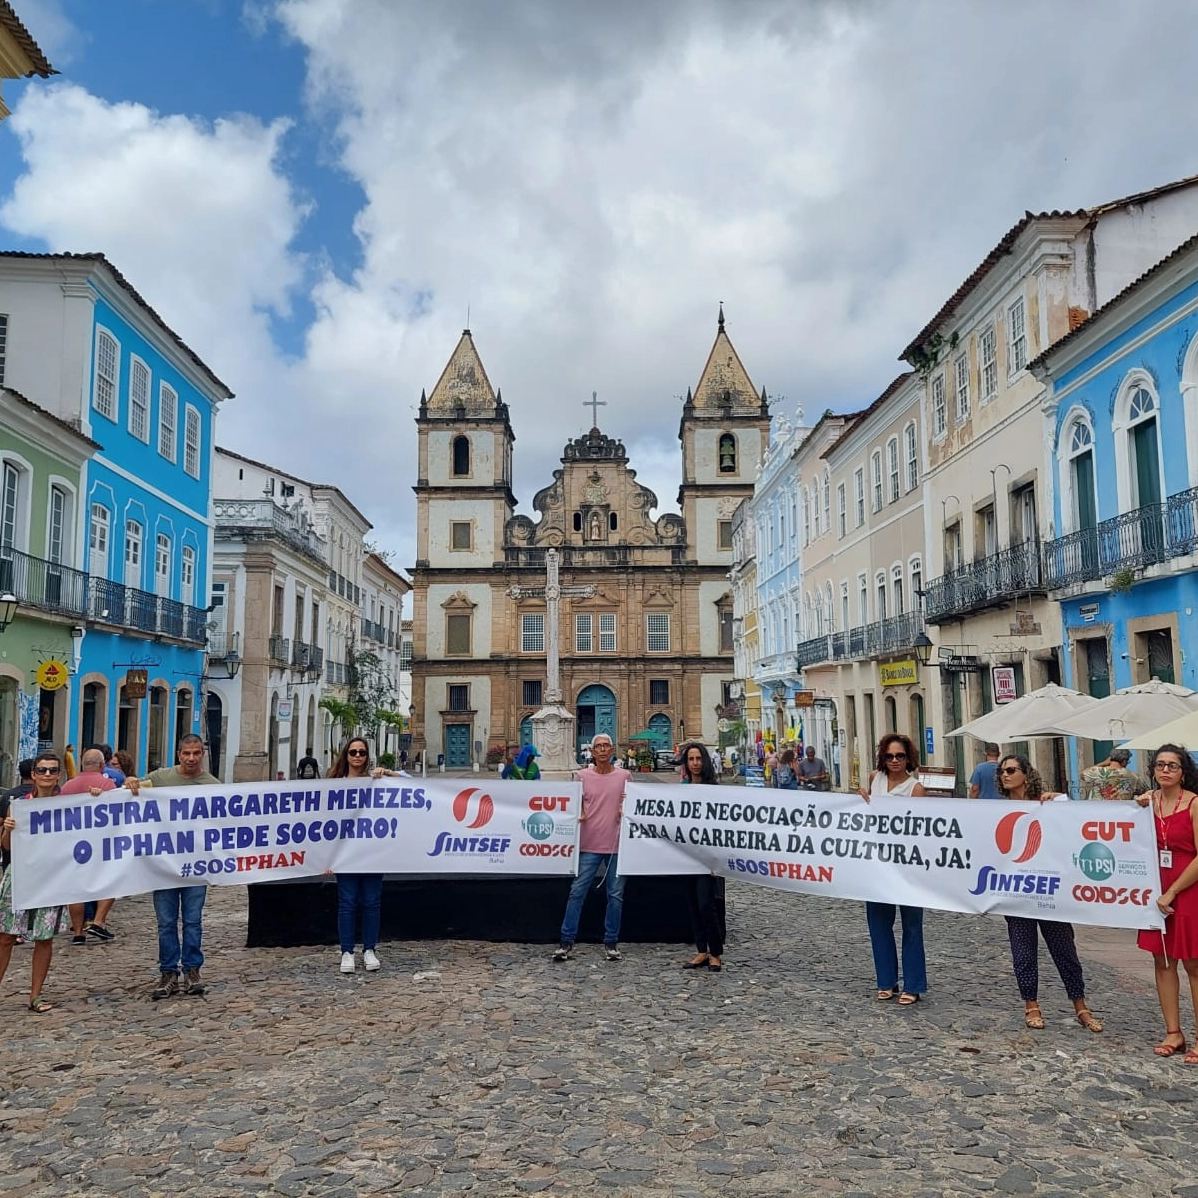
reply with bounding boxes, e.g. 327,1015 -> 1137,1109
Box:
452,435 -> 470,476
573,512 -> 583,532
609,512 -> 618,531
718,433 -> 737,473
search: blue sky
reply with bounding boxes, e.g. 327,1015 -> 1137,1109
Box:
5,0 -> 1198,566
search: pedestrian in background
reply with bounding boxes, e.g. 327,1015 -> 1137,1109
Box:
679,743 -> 725,972
774,748 -> 799,790
61,748 -> 118,945
969,743 -> 1002,799
997,754 -> 1103,1034
1081,747 -> 1146,801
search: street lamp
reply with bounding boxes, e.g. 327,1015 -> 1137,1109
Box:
0,592 -> 17,633
223,652 -> 242,679
913,633 -> 934,666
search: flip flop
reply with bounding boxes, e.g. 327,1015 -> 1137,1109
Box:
897,992 -> 921,1006
28,996 -> 53,1014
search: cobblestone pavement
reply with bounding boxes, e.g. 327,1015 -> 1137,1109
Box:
1,877 -> 1195,1197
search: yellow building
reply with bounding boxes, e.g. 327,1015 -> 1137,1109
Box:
0,2 -> 54,122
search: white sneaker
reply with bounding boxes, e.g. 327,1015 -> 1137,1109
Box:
363,949 -> 381,972
339,951 -> 356,974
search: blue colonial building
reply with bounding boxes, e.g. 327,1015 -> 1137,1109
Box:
1034,233 -> 1198,774
0,252 -> 232,772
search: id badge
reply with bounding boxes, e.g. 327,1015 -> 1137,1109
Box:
1160,849 -> 1173,869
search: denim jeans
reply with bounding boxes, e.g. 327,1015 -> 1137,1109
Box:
559,852 -> 625,946
153,885 -> 206,973
864,901 -> 927,995
337,873 -> 383,953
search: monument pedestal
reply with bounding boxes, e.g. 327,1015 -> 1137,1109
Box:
529,701 -> 578,775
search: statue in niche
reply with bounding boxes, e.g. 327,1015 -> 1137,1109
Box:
589,511 -> 603,541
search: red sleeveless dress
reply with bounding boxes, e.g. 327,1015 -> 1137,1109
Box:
1137,794 -> 1198,960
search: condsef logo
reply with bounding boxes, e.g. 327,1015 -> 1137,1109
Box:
994,811 -> 1042,863
452,787 -> 494,829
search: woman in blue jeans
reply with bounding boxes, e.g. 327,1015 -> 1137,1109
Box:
329,737 -> 399,974
860,734 -> 928,1005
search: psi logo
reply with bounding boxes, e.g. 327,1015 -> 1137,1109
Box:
452,787 -> 494,829
522,812 -> 554,841
995,811 -> 1042,864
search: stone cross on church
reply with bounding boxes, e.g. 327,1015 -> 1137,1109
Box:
583,391 -> 606,428
508,548 -> 595,772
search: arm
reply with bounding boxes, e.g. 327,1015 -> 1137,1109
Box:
911,782 -> 927,797
969,783 -> 980,799
1158,800 -> 1198,915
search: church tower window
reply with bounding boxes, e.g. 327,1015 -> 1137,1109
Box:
718,433 -> 737,473
609,512 -> 617,532
452,435 -> 471,476
573,511 -> 583,532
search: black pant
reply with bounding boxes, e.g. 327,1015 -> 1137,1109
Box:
687,875 -> 726,956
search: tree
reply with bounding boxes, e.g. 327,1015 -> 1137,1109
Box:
319,695 -> 357,747
348,648 -> 396,742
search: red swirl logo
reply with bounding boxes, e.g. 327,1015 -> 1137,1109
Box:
452,787 -> 494,829
995,811 -> 1042,863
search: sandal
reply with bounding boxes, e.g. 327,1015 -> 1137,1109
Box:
1076,1008 -> 1103,1034
877,987 -> 898,1001
1024,1002 -> 1045,1030
897,992 -> 920,1006
28,996 -> 53,1014
1153,1031 -> 1186,1057
1184,1050 -> 1198,1066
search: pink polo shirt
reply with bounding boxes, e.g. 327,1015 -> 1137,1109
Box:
578,766 -> 632,854
59,771 -> 116,795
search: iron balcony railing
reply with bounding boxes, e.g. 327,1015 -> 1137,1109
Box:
268,635 -> 290,667
1044,498 -> 1186,591
208,631 -> 241,660
292,639 -> 314,670
923,541 -> 1044,624
0,545 -> 88,617
794,611 -> 925,668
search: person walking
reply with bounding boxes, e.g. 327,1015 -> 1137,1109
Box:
997,754 -> 1103,1034
773,748 -> 799,790
679,743 -> 725,972
798,745 -> 829,790
1134,744 -> 1198,1062
552,734 -> 631,962
969,743 -> 1003,799
860,735 -> 928,1006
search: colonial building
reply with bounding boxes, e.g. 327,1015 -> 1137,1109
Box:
410,311 -> 769,768
729,497 -> 761,751
0,2 -> 54,123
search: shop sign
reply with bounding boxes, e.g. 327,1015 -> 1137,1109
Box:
34,660 -> 69,691
125,669 -> 148,700
879,660 -> 918,687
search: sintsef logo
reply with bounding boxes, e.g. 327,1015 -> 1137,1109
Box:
994,811 -> 1042,864
452,787 -> 494,829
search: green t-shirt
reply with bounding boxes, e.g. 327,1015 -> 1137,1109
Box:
145,767 -> 219,787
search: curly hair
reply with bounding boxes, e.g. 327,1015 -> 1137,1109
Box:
328,736 -> 370,779
1148,744 -> 1198,794
680,741 -> 717,785
875,734 -> 920,775
996,754 -> 1045,800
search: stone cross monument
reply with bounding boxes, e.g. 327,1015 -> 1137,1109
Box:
508,548 -> 595,774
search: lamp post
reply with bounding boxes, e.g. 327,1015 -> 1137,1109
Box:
0,592 -> 17,633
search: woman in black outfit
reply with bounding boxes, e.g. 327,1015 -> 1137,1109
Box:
679,742 -> 726,972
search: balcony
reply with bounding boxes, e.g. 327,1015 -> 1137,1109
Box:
214,498 -> 327,566
268,635 -> 290,667
360,618 -> 387,644
208,631 -> 241,660
1043,493 -> 1198,592
0,546 -> 87,618
795,611 -> 925,668
87,576 -> 207,645
923,541 -> 1044,624
292,639 -> 314,670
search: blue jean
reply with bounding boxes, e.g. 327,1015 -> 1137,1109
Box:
153,885 -> 206,973
337,873 -> 383,953
865,901 -> 927,995
559,852 -> 625,946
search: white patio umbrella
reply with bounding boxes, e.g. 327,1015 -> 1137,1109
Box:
1120,706 -> 1198,752
1033,679 -> 1198,741
946,682 -> 1102,742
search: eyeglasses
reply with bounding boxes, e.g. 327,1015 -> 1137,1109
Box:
1000,766 -> 1023,775
33,766 -> 60,775
347,749 -> 368,757
884,752 -> 907,761
1155,761 -> 1183,771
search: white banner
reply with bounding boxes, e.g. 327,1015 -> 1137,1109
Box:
10,777 -> 581,907
618,784 -> 1165,931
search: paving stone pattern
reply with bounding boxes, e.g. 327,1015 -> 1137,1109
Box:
0,880 -> 1194,1197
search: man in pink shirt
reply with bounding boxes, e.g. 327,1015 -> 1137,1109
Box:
553,733 -> 632,962
60,747 -> 118,945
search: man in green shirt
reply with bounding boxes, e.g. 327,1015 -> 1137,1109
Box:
127,734 -> 217,999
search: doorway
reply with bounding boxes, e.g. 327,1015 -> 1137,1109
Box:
445,723 -> 471,768
576,683 -> 616,753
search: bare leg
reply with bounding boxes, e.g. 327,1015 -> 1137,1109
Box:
68,903 -> 85,936
30,939 -> 53,1004
92,899 -> 116,927
0,933 -> 15,986
1152,953 -> 1185,1053
1183,959 -> 1198,1046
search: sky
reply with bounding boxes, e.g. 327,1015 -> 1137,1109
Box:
5,0 -> 1198,573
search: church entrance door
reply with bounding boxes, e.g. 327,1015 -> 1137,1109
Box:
445,723 -> 471,768
576,683 -> 616,754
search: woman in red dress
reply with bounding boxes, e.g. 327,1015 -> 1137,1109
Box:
1136,744 -> 1198,1062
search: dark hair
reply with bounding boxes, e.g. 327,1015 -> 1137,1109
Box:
780,748 -> 797,766
296,756 -> 320,780
1148,744 -> 1198,794
31,752 -> 63,789
89,743 -> 114,760
984,742 -> 1000,757
329,737 -> 370,778
875,734 -> 919,774
17,758 -> 33,781
996,754 -> 1044,801
680,742 -> 716,784
113,750 -> 135,777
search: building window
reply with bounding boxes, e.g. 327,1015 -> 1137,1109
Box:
159,383 -> 177,461
857,574 -> 868,625
649,679 -> 669,705
886,438 -> 899,503
719,607 -> 733,653
447,684 -> 469,712
184,406 -> 201,478
646,612 -> 670,652
892,565 -> 904,616
811,481 -> 821,537
0,313 -> 7,385
94,329 -> 119,421
130,357 -> 150,442
717,519 -> 733,550
598,612 -> 616,652
853,468 -> 865,526
1012,484 -> 1037,544
1,461 -> 19,552
47,485 -> 68,564
801,488 -> 811,544
954,353 -> 970,423
450,521 -> 472,550
944,522 -> 962,572
523,680 -> 542,707
718,433 -> 736,473
876,571 -> 887,620
870,451 -> 883,512
904,422 -> 918,492
89,504 -> 110,574
1008,297 -> 1027,375
446,613 -> 471,655
181,546 -> 196,606
124,520 -> 143,585
521,612 -> 544,653
930,372 -> 946,438
980,324 -> 998,400
840,581 -> 850,630
837,482 -> 847,536
452,435 -> 470,476
575,613 -> 593,653
154,533 -> 171,597
822,469 -> 831,531
911,558 -> 923,607
399,640 -> 413,670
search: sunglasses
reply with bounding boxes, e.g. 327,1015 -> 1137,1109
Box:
347,749 -> 368,757
1155,761 -> 1183,771
884,752 -> 907,761
34,766 -> 61,775
1000,765 -> 1023,775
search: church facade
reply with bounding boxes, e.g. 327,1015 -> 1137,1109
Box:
410,312 -> 769,767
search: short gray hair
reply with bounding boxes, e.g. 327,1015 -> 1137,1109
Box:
81,748 -> 106,771
592,734 -> 614,747
1109,748 -> 1132,765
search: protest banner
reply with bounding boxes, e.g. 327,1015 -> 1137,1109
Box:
617,784 -> 1165,931
10,777 -> 582,908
